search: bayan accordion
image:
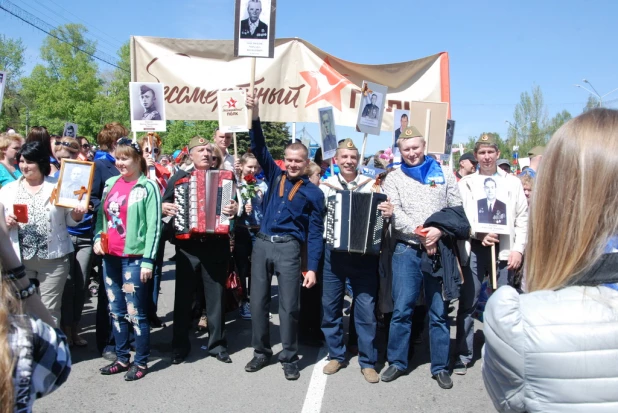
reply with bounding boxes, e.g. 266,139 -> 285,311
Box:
325,190 -> 387,255
173,170 -> 236,238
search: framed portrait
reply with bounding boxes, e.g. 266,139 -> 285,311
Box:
356,81 -> 388,136
0,71 -> 6,116
217,89 -> 249,133
234,0 -> 277,58
471,174 -> 511,235
55,159 -> 95,209
63,122 -> 78,138
408,101 -> 449,154
445,119 -> 455,155
129,82 -> 167,132
392,108 -> 410,153
318,106 -> 337,160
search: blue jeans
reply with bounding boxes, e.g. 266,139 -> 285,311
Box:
102,256 -> 150,367
321,248 -> 378,368
388,242 -> 450,375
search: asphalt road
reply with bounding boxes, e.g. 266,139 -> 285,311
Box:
36,243 -> 495,413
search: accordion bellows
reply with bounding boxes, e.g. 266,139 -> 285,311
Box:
326,191 -> 386,255
174,170 -> 236,238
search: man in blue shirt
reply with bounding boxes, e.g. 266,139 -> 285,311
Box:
244,95 -> 325,380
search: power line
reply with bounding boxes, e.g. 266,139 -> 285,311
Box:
0,0 -> 129,72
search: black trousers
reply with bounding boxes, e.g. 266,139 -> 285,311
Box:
251,237 -> 302,363
172,242 -> 228,356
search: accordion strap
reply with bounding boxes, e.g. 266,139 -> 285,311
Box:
322,177 -> 374,192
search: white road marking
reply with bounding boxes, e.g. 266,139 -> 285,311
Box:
301,346 -> 329,413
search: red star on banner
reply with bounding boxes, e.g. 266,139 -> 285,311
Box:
299,57 -> 352,111
227,97 -> 237,108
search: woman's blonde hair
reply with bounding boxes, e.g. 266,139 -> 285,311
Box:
0,267 -> 23,413
526,108 -> 618,292
0,133 -> 24,161
305,161 -> 321,176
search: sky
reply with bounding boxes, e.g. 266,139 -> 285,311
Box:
2,0 -> 618,155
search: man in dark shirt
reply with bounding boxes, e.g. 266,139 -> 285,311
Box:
239,0 -> 268,39
162,136 -> 239,365
244,95 -> 325,380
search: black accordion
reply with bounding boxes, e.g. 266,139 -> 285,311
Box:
325,191 -> 387,255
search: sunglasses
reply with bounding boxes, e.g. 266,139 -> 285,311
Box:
54,141 -> 76,149
144,147 -> 160,154
116,137 -> 143,155
82,144 -> 91,149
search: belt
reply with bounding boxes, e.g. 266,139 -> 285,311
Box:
256,232 -> 297,243
397,240 -> 423,251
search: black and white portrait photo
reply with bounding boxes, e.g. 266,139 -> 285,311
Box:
472,175 -> 510,235
56,160 -> 95,209
63,122 -> 78,138
234,0 -> 276,58
129,82 -> 167,132
319,107 -> 337,160
240,0 -> 269,39
356,81 -> 388,136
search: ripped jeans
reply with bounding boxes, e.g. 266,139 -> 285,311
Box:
102,255 -> 150,367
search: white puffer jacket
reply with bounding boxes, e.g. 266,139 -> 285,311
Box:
482,256 -> 618,413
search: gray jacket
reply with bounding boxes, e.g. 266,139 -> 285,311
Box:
482,254 -> 618,412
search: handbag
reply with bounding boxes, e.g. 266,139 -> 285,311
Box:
224,260 -> 243,313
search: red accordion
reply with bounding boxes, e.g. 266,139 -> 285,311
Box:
173,170 -> 236,239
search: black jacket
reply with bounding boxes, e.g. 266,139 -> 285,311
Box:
421,205 -> 470,301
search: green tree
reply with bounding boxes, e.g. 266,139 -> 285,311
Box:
21,24 -> 102,138
508,85 -> 548,154
235,122 -> 291,160
97,42 -> 131,129
583,95 -> 600,112
546,110 -> 572,140
0,35 -> 27,132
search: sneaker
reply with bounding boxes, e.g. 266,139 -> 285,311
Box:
100,361 -> 130,375
197,315 -> 208,331
124,365 -> 148,381
453,360 -> 467,375
323,360 -> 346,375
361,368 -> 380,383
239,302 -> 252,320
283,362 -> 300,380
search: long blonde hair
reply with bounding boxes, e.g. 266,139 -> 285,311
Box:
0,269 -> 23,413
526,108 -> 618,292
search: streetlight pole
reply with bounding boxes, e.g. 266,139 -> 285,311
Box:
574,79 -> 618,107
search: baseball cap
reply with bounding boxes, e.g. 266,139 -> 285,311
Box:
496,159 -> 511,168
459,152 -> 477,164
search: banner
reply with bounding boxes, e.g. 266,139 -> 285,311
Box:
130,37 -> 450,130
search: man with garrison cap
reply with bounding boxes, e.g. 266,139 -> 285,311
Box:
520,145 -> 545,178
454,132 -> 528,376
139,85 -> 162,121
319,138 -> 393,383
162,135 -> 239,365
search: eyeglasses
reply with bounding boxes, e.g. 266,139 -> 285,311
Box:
144,147 -> 159,154
116,137 -> 143,155
82,144 -> 91,149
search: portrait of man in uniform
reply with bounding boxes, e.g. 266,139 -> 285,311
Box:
395,113 -> 408,141
320,110 -> 337,155
361,94 -> 379,119
63,123 -> 77,138
477,177 -> 507,225
138,85 -> 162,121
240,0 -> 268,39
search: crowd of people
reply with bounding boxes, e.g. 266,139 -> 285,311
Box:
0,101 -> 617,412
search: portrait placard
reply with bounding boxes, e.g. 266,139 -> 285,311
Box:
445,119 -> 455,154
318,106 -> 337,160
0,71 -> 6,116
392,108 -> 410,153
63,122 -> 78,138
471,174 -> 511,235
408,101 -> 449,154
217,90 -> 249,133
129,82 -> 167,132
356,81 -> 388,136
234,0 -> 277,58
55,159 -> 95,209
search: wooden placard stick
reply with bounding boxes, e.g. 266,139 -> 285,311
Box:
358,133 -> 368,170
247,57 -> 256,130
491,244 -> 497,289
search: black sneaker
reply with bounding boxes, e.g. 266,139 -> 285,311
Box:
100,361 -> 130,375
282,362 -> 300,380
453,360 -> 467,375
124,365 -> 148,381
434,371 -> 453,389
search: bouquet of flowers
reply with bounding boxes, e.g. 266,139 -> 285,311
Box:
240,174 -> 258,205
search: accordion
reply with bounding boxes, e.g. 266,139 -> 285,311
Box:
325,190 -> 387,255
173,170 -> 236,239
